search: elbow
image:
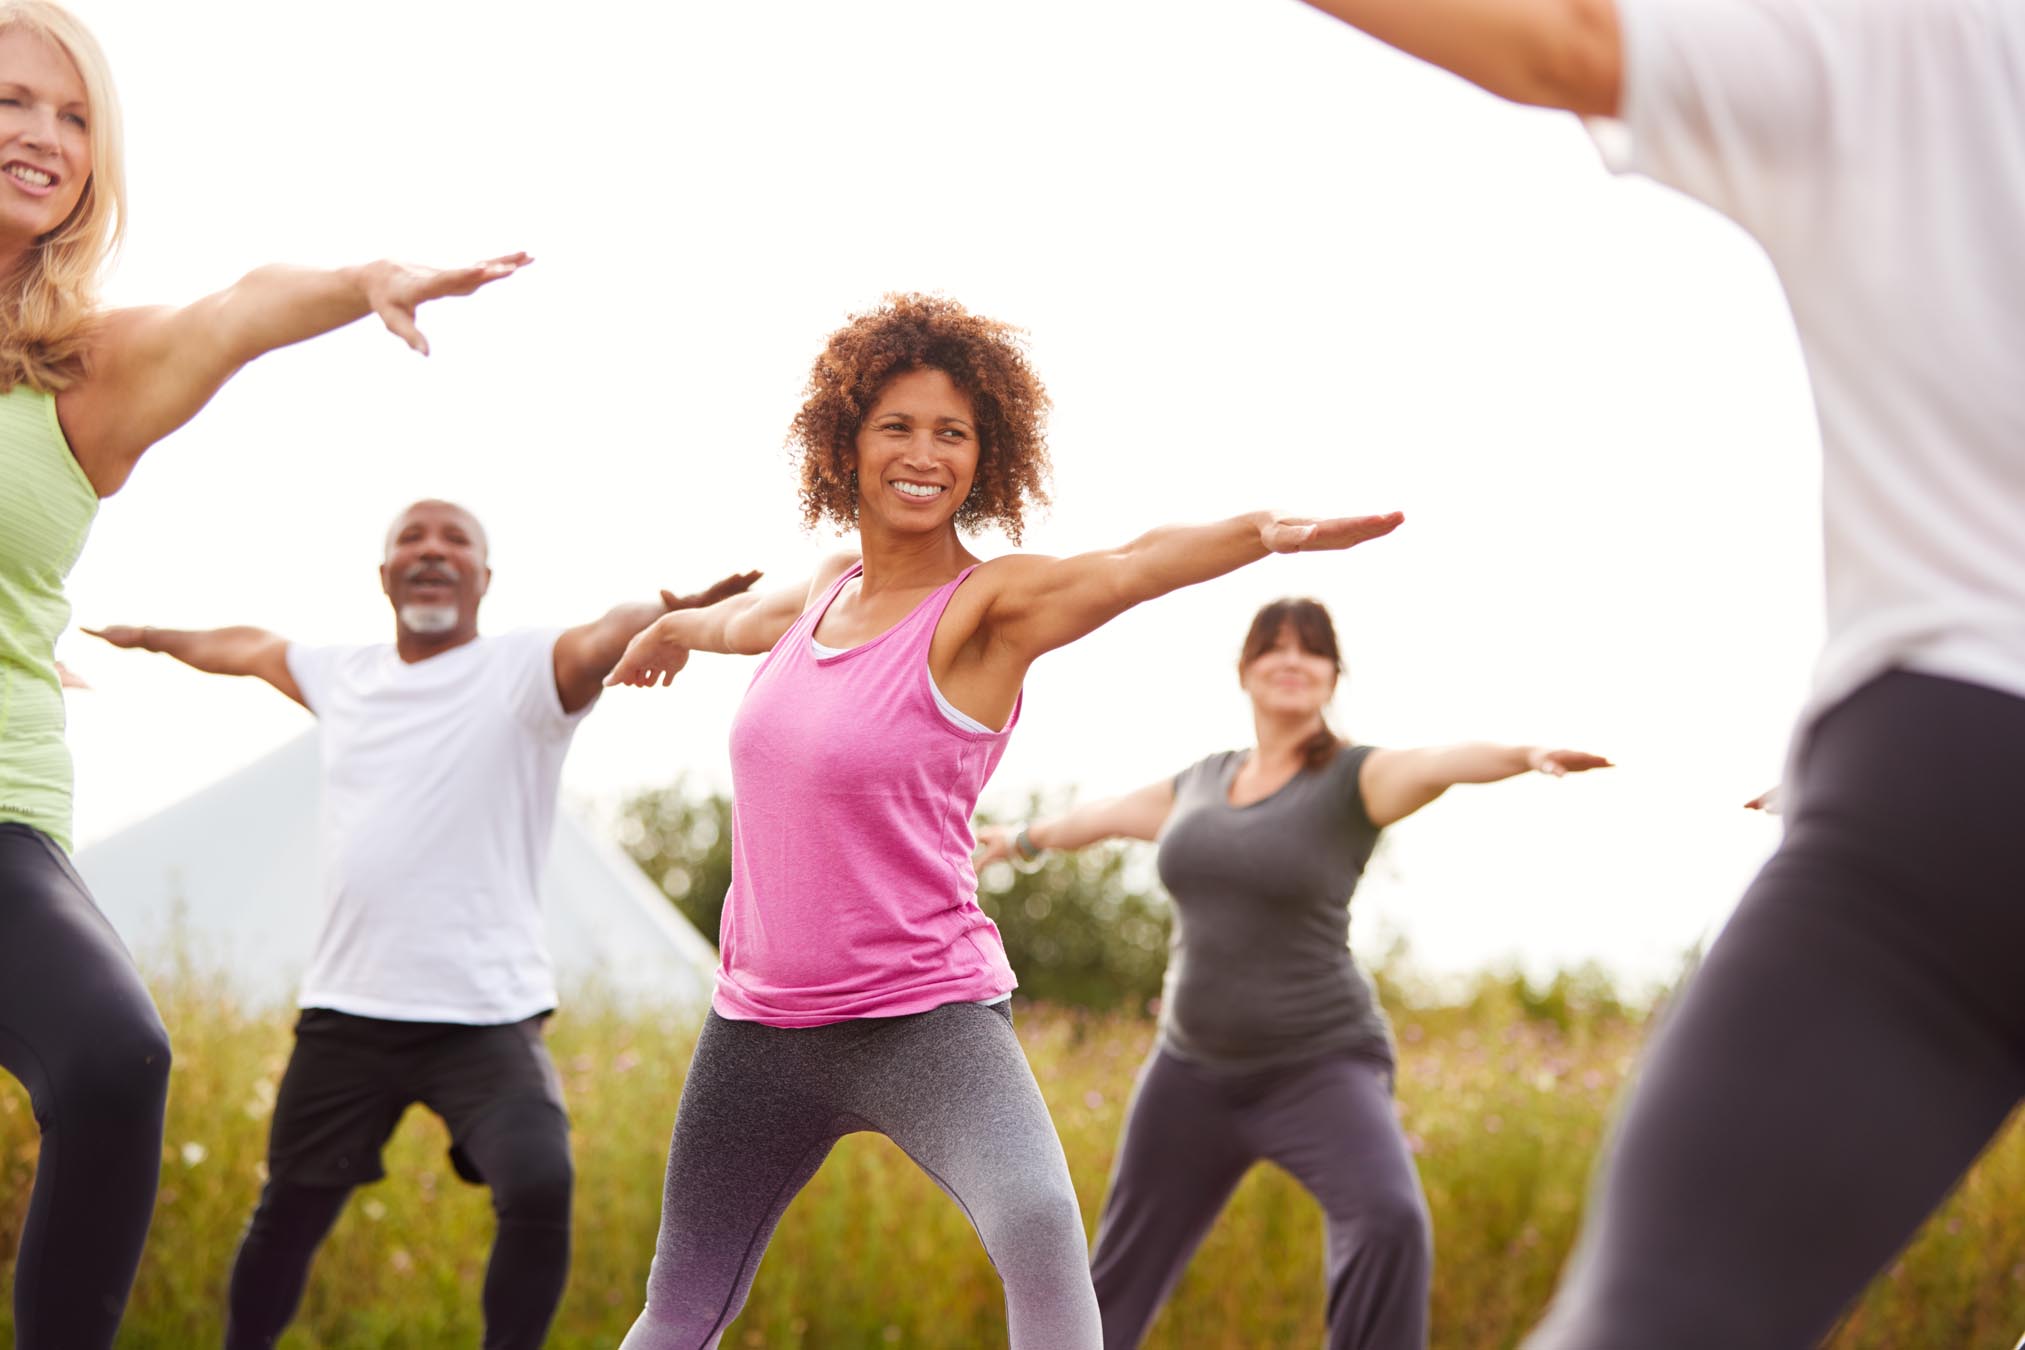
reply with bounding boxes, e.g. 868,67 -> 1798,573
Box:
1512,0 -> 1623,116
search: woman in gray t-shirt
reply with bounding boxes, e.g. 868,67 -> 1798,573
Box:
979,598 -> 1608,1350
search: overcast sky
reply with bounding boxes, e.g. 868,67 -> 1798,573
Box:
55,0 -> 1825,988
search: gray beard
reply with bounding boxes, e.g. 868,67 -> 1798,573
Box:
398,604 -> 460,636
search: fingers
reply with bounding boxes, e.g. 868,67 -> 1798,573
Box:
1299,511 -> 1406,551
376,301 -> 429,356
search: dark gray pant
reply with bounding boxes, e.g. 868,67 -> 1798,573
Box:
0,824 -> 172,1350
1091,1047 -> 1431,1349
1528,672 -> 2025,1349
622,1001 -> 1101,1350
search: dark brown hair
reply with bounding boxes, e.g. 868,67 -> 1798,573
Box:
789,293 -> 1052,543
1238,598 -> 1345,770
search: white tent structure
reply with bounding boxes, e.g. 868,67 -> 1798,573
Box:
75,732 -> 718,1015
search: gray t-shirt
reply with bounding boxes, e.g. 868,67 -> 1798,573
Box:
1154,745 -> 1391,1072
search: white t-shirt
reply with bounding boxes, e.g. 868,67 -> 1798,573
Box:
1596,0 -> 2025,790
285,630 -> 589,1023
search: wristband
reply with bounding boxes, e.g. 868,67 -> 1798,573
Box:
1013,825 -> 1044,865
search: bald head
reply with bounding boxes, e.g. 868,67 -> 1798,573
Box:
384,499 -> 489,564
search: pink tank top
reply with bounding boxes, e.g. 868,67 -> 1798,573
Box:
713,563 -> 1020,1026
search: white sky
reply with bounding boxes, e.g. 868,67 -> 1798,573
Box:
54,0 -> 1825,989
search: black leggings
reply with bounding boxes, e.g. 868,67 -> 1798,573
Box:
1528,672 -> 2025,1349
0,823 -> 173,1350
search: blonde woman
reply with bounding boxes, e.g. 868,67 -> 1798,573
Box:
0,4 -> 524,1344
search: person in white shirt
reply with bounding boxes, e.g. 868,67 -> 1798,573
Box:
89,499 -> 755,1350
1284,2 -> 2025,1346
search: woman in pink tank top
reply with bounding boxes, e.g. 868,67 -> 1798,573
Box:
606,293 -> 1402,1350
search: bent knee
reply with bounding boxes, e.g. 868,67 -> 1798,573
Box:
1335,1190 -> 1433,1260
51,1014 -> 172,1121
492,1152 -> 576,1223
980,1182 -> 1089,1272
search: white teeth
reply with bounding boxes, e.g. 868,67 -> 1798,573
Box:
894,482 -> 944,498
6,165 -> 52,187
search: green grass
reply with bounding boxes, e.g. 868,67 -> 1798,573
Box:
1,968 -> 2020,1347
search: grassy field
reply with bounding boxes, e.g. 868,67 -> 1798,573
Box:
1,967 -> 2020,1348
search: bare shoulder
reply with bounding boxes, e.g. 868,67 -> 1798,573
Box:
802,550 -> 863,607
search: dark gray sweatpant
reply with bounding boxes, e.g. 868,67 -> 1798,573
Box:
1528,672 -> 2025,1349
1091,1047 -> 1431,1349
621,1001 -> 1101,1349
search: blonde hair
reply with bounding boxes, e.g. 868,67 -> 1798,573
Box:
0,0 -> 125,392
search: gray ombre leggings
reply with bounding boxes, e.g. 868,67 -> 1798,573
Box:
621,1001 -> 1101,1349
1091,1047 -> 1431,1349
1528,673 -> 2025,1349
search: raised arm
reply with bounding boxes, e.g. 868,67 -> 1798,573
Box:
1358,742 -> 1611,828
975,779 -> 1178,867
977,510 -> 1403,667
58,254 -> 531,496
85,624 -> 304,708
1294,0 -> 1622,114
605,555 -> 860,689
551,570 -> 762,713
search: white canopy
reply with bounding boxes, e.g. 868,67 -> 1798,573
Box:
75,732 -> 717,1014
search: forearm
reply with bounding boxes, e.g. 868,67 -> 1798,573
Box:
1108,512 -> 1276,610
204,262 -> 387,366
579,600 -> 671,672
1421,741 -> 1538,786
1026,801 -> 1132,853
1296,0 -> 1621,114
657,591 -> 782,656
137,626 -> 286,678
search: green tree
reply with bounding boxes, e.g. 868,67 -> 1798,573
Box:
616,779 -> 735,943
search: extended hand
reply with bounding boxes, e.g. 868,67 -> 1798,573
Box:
1530,749 -> 1614,777
367,253 -> 532,356
82,625 -> 149,650
1259,512 -> 1405,554
660,570 -> 763,613
605,616 -> 691,689
973,824 -> 1016,868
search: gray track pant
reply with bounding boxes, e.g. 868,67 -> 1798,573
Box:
1091,1047 -> 1431,1349
1528,672 -> 2025,1348
621,1000 -> 1101,1349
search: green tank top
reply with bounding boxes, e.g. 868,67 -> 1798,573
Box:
0,382 -> 98,854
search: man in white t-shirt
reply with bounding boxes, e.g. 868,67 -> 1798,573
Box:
1280,2 -> 2025,1347
91,499 -> 754,1350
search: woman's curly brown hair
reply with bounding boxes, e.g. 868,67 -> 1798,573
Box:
791,293 -> 1052,543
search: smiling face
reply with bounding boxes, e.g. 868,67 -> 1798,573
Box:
378,500 -> 491,643
847,367 -> 980,539
1238,600 -> 1343,726
0,24 -> 90,256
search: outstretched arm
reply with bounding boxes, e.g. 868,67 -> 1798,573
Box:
551,570 -> 762,713
977,510 -> 1403,667
606,555 -> 860,689
1359,742 -> 1611,828
975,779 -> 1178,867
1294,0 -> 1622,114
60,254 -> 532,496
84,624 -> 305,708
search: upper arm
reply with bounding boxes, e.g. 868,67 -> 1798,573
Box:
1599,0 -> 1849,235
58,299 -> 244,495
1357,746 -> 1447,829
258,637 -> 310,710
971,550 -> 1136,665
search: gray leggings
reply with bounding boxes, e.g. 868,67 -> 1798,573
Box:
621,1001 -> 1101,1349
1091,1047 -> 1431,1349
1528,673 -> 2025,1349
